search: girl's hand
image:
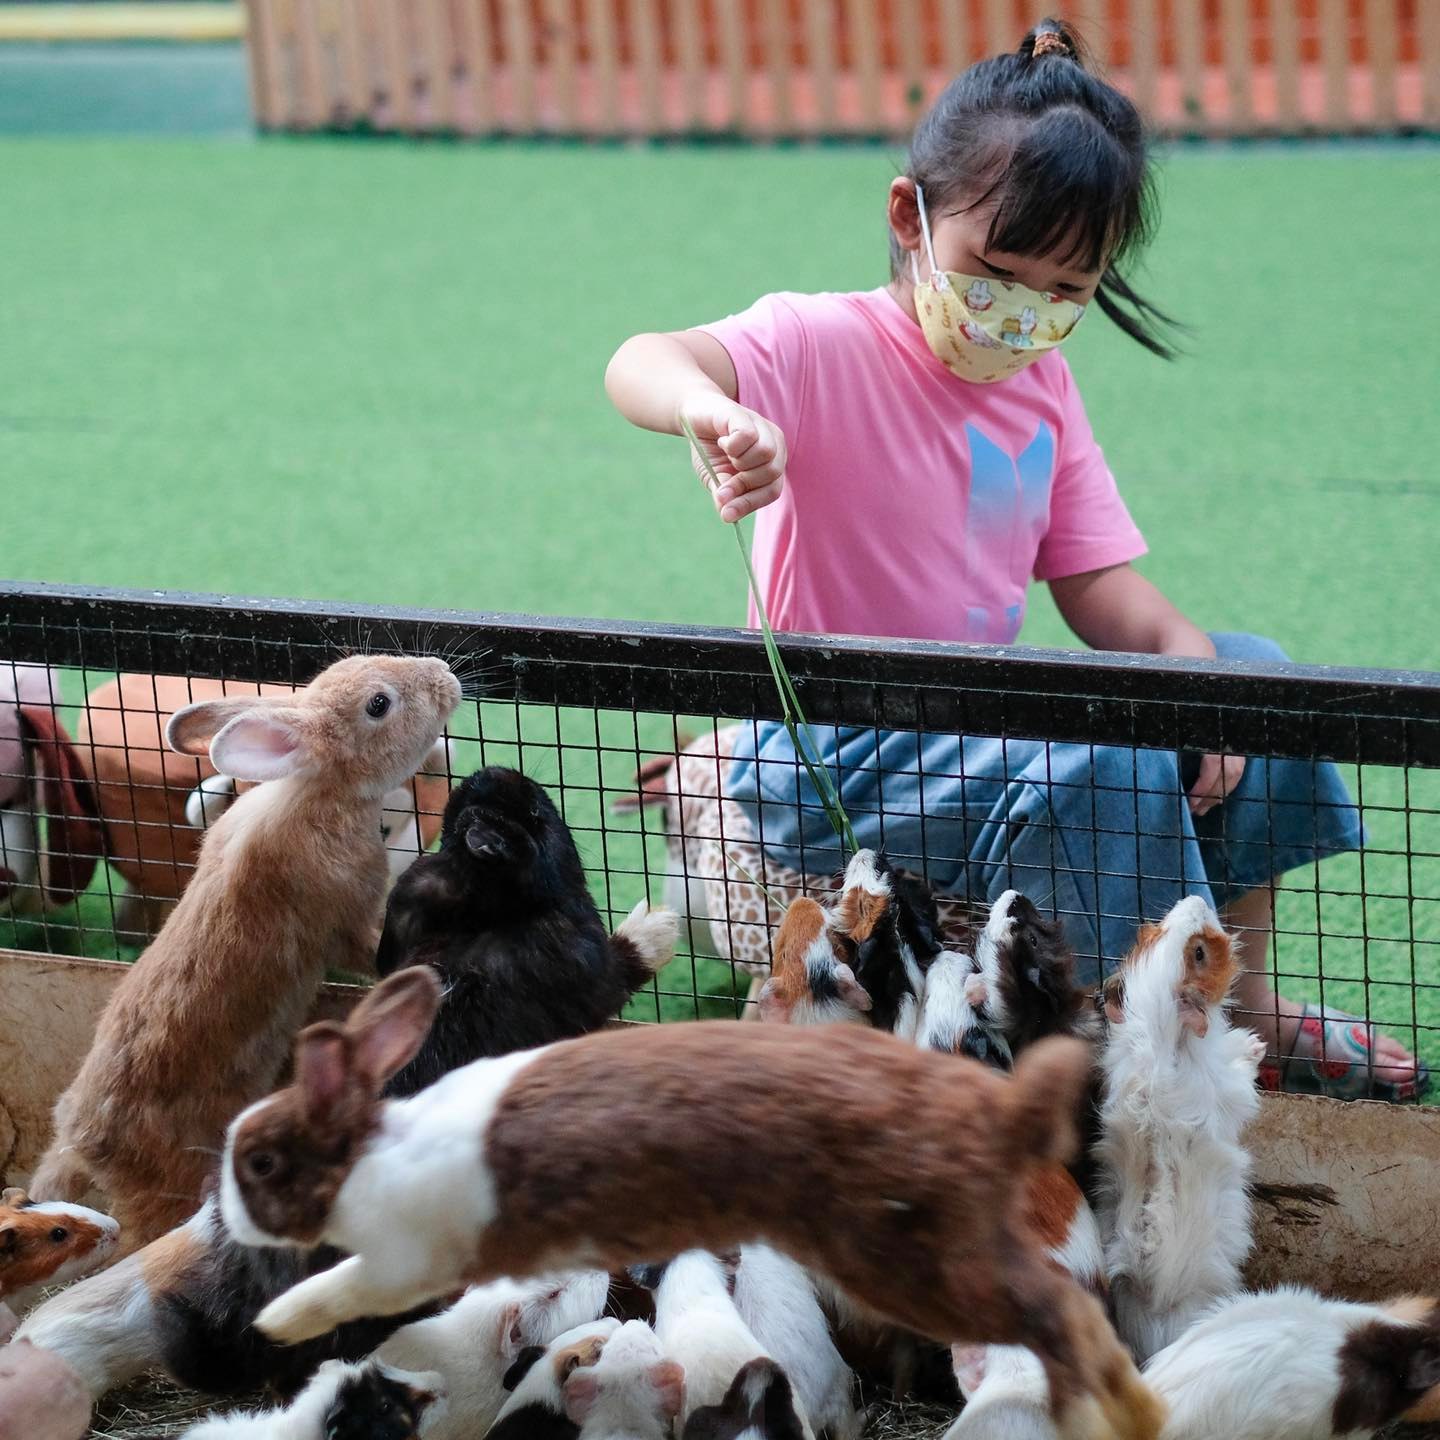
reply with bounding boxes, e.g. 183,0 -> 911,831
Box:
678,393 -> 787,523
1188,753 -> 1246,817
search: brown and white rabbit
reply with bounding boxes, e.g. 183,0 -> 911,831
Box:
28,654 -> 461,1247
219,969 -> 1162,1440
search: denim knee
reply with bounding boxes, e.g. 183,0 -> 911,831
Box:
1211,631 -> 1292,665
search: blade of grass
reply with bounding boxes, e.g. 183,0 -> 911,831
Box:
680,419 -> 859,856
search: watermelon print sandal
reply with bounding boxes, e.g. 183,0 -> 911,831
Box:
1258,1004 -> 1431,1102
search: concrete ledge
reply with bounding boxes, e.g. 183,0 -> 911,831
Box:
0,5 -> 243,43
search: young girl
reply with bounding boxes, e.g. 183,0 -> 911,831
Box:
606,20 -> 1422,1099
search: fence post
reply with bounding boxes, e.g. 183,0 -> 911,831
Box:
717,0 -> 749,136
674,0 -> 707,132
806,0 -> 838,134
1270,0 -> 1301,131
1221,0 -> 1252,131
1318,0 -> 1350,130
763,0 -> 795,137
845,0 -> 882,133
1366,0 -> 1398,129
1424,0 -> 1440,129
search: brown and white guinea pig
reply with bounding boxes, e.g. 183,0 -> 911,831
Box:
1143,1287 -> 1440,1440
1096,895 -> 1264,1363
487,1318 -> 620,1440
0,1188 -> 119,1317
561,1319 -> 685,1439
220,969 -> 1161,1440
28,654 -> 462,1249
684,1357 -> 809,1440
376,765 -> 677,1092
181,1357 -> 444,1440
758,848 -> 944,1036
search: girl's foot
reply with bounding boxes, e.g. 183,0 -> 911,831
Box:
1257,1002 -> 1429,1101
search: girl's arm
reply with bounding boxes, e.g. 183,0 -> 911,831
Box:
1050,564 -> 1241,816
606,331 -> 788,522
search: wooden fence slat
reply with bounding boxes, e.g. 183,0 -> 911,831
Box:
500,0 -> 536,130
764,0 -> 795,136
939,0 -> 969,75
632,0 -> 665,133
1270,0 -> 1301,130
1424,0 -> 1440,128
895,0 -> 925,127
716,0 -> 748,135
805,0 -> 838,131
1220,0 -> 1251,129
543,0 -> 580,132
985,0 -> 1013,57
1173,0 -> 1205,133
586,0 -> 621,134
372,0 -> 412,130
1366,0 -> 1398,128
1128,0 -> 1159,121
414,0 -> 455,130
1318,0 -> 1349,129
291,0 -> 330,127
674,0 -> 706,130
243,0 -> 280,127
334,0 -> 371,125
454,0 -> 494,132
846,0 -> 882,132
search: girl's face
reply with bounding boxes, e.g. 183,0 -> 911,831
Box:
888,177 -> 1105,307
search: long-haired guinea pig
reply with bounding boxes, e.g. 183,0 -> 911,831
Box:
181,1357 -> 443,1439
758,849 -> 946,1036
0,1188 -> 119,1314
1144,1287 -> 1440,1440
376,765 -> 677,1093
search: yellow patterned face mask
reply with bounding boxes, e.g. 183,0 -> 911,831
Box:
910,183 -> 1087,385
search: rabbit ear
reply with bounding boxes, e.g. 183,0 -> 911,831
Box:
166,695 -> 271,756
207,709 -> 308,783
18,705 -> 103,903
295,1024 -> 355,1131
346,967 -> 442,1088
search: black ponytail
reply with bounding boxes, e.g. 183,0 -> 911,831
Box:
896,17 -> 1181,358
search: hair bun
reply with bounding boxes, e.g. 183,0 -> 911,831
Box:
1026,21 -> 1078,61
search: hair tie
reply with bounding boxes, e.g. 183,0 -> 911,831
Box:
1032,30 -> 1071,59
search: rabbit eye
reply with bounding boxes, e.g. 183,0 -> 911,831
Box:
366,693 -> 392,719
247,1151 -> 278,1179
49,1226 -> 68,1243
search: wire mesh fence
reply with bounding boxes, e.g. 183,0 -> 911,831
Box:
3,581 -> 1439,1098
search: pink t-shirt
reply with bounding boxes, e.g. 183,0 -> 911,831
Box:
699,288 -> 1146,645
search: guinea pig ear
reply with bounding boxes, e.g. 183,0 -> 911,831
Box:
1,1189 -> 29,1208
206,708 -> 309,783
649,1360 -> 685,1420
757,977 -> 792,1023
833,961 -> 873,1013
1101,970 -> 1127,1025
496,1300 -> 525,1360
0,1225 -> 18,1262
346,967 -> 442,1090
563,1371 -> 601,1423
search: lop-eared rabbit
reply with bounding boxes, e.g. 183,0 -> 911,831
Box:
1096,895 -> 1265,1362
218,968 -> 1163,1440
30,654 -> 461,1246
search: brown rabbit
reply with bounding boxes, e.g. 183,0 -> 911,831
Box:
28,655 -> 461,1249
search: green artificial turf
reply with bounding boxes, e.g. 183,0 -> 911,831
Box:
3,136 -> 1439,1043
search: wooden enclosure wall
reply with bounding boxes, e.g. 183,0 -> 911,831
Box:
242,1 -> 1437,139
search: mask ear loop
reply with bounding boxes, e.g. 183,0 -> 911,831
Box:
913,180 -> 942,288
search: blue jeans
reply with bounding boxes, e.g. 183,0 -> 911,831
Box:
728,633 -> 1362,984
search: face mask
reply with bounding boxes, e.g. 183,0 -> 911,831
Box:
909,183 -> 1087,384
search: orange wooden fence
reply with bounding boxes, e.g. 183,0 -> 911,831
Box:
242,1 -> 1438,138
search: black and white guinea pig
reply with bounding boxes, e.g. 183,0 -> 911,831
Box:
682,1357 -> 808,1440
375,765 -> 677,1094
487,1318 -> 620,1440
181,1357 -> 442,1439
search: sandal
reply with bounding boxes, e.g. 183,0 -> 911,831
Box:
1259,1003 -> 1431,1102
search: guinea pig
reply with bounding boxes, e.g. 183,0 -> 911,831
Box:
222,970 -> 1159,1440
630,1250 -> 810,1434
683,1357 -> 808,1440
0,1188 -> 120,1315
1096,895 -> 1265,1362
181,1357 -> 443,1439
1144,1287 -> 1440,1440
561,1319 -> 684,1439
376,765 -> 677,1092
487,1318 -> 620,1440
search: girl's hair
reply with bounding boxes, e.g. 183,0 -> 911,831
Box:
897,17 -> 1178,357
